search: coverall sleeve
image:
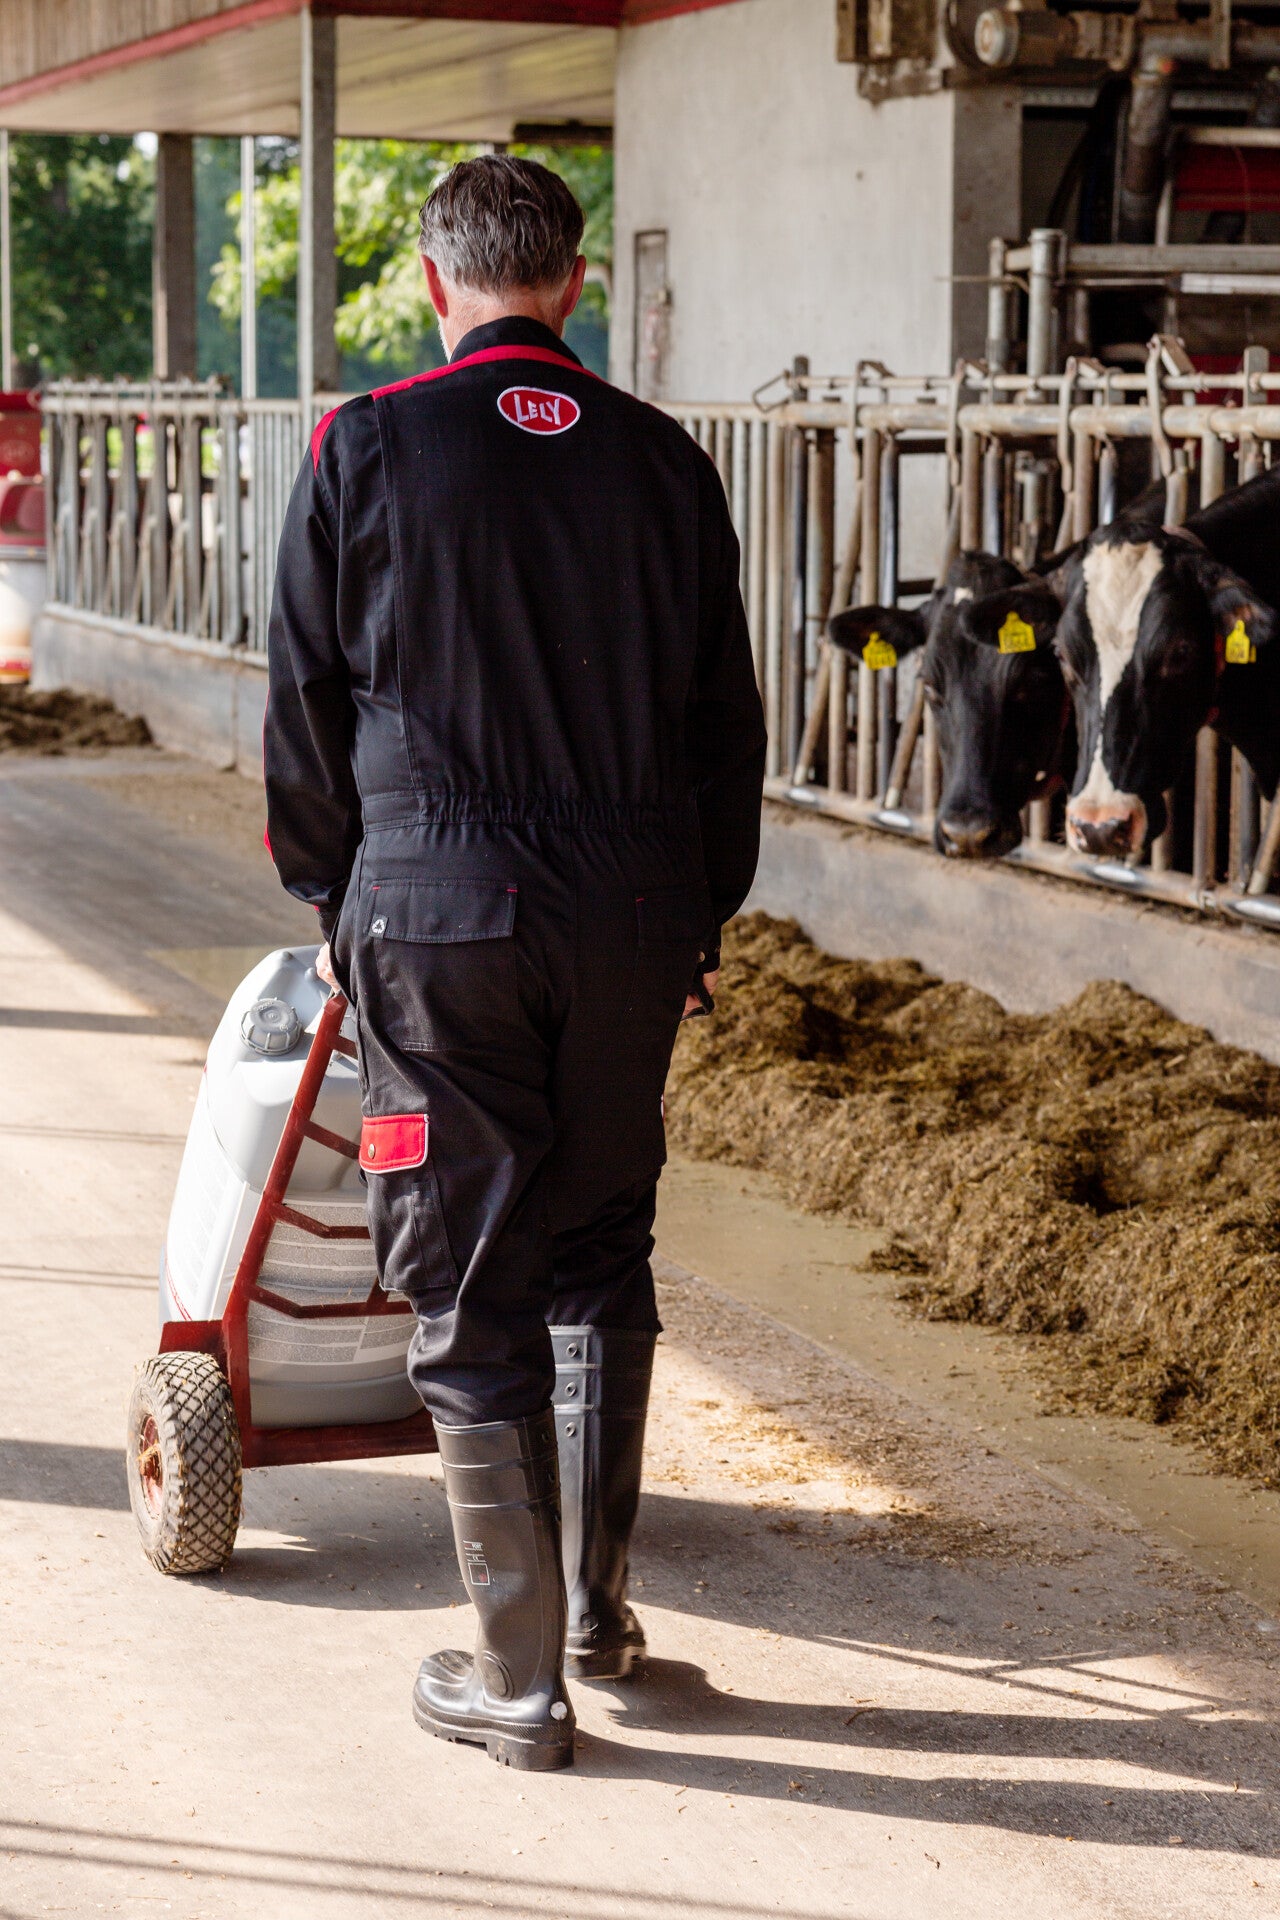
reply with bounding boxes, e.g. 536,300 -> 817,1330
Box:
688,455 -> 768,970
264,443 -> 362,941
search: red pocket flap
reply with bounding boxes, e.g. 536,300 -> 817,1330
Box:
359,1114 -> 427,1172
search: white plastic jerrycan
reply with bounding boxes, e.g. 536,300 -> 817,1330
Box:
159,946 -> 418,1429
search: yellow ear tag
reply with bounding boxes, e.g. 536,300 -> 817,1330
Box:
1225,618 -> 1257,666
997,611 -> 1037,655
862,634 -> 898,671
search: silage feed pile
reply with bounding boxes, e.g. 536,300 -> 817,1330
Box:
668,911 -> 1280,1485
0,687 -> 151,754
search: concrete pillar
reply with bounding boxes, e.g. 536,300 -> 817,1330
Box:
298,8 -> 338,401
950,87 -> 1022,365
240,134 -> 257,400
153,133 -> 197,380
1,130 -> 12,391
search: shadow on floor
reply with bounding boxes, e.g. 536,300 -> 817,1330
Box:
8,1436 -> 1278,1850
0,1816 -> 841,1920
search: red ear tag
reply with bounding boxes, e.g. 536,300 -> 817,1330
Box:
497,387 -> 581,435
359,1114 -> 428,1172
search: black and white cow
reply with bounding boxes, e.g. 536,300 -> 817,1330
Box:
1052,466 -> 1280,858
830,552 -> 1069,858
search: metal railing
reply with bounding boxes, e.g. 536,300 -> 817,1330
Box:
42,361 -> 1280,931
43,380 -> 322,654
666,347 -> 1280,932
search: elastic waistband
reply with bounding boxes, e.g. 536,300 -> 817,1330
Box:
360,789 -> 699,833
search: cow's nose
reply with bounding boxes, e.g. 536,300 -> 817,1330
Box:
1067,811 -> 1139,857
937,813 -> 1002,859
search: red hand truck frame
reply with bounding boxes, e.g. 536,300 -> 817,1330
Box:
160,989 -> 438,1466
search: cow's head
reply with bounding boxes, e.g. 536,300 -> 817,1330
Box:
830,553 -> 1069,859
1051,523 -> 1278,858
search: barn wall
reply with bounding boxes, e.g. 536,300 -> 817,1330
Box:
611,0 -> 1022,400
751,803 -> 1280,1066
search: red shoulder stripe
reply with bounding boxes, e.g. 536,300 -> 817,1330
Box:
310,403 -> 343,471
312,346 -> 597,466
371,342 -> 598,403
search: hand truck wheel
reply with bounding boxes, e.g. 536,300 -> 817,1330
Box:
126,1352 -> 243,1574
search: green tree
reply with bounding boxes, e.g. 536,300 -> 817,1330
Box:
211,139 -> 613,392
10,134 -> 154,382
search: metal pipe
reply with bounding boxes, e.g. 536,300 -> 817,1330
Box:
824,473 -> 864,794
764,420 -> 786,775
1165,459 -> 1189,526
986,237 -> 1010,374
747,417 -> 766,677
1201,429 -> 1226,505
960,428 -> 982,550
922,704 -> 941,816
885,676 -> 925,811
1097,440 -> 1118,525
879,433 -> 899,607
982,439 -> 1003,554
856,429 -> 881,802
1233,753 -> 1260,886
787,427 -> 809,776
972,15 -> 1280,74
1026,228 -> 1063,385
1193,727 -> 1219,891
1118,59 -> 1176,245
809,427 -> 835,661
1071,424 -> 1095,540
1247,793 -> 1280,895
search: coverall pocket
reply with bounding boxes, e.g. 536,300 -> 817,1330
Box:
626,882 -> 713,1030
364,878 -> 520,1055
362,1143 -> 459,1298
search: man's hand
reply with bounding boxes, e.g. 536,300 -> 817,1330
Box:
316,941 -> 338,991
682,968 -> 720,1020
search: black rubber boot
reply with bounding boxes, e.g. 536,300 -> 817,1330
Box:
413,1412 -> 575,1770
551,1326 -> 656,1680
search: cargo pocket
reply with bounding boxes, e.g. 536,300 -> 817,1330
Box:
627,882 -> 713,1030
365,877 -> 520,1055
359,1114 -> 459,1297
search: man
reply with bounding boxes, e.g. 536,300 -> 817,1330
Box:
265,155 -> 765,1772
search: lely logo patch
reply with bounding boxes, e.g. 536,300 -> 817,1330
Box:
497,386 -> 580,435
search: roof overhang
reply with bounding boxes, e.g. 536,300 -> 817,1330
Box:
0,0 -> 682,141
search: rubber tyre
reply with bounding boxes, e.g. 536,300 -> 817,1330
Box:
126,1352 -> 243,1574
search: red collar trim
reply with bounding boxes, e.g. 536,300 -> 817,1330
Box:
311,344 -> 594,468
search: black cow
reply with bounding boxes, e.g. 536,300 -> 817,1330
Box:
1052,466 -> 1280,858
830,553 -> 1069,858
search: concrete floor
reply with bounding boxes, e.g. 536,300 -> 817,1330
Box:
4,748 -> 1280,1920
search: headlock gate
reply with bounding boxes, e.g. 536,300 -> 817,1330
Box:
665,337 -> 1280,938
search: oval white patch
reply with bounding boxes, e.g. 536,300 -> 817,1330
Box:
497,386 -> 581,435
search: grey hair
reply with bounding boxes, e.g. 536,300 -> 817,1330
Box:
418,155 -> 585,294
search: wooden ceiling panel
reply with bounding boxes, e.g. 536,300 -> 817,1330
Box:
338,19 -> 615,138
0,13 -> 616,138
0,17 -> 304,134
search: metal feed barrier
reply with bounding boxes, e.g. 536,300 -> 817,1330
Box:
40,337 -> 1280,932
42,379 -> 326,655
665,337 -> 1280,936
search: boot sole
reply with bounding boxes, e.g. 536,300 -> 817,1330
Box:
412,1696 -> 575,1770
565,1643 -> 643,1681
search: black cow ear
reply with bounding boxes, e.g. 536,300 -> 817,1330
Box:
1037,552 -> 1078,606
1204,564 -> 1278,666
827,604 -> 925,668
961,583 -> 1063,656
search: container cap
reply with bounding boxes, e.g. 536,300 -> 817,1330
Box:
241,996 -> 302,1056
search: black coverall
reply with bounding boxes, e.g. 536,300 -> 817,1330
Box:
265,317 -> 766,1427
